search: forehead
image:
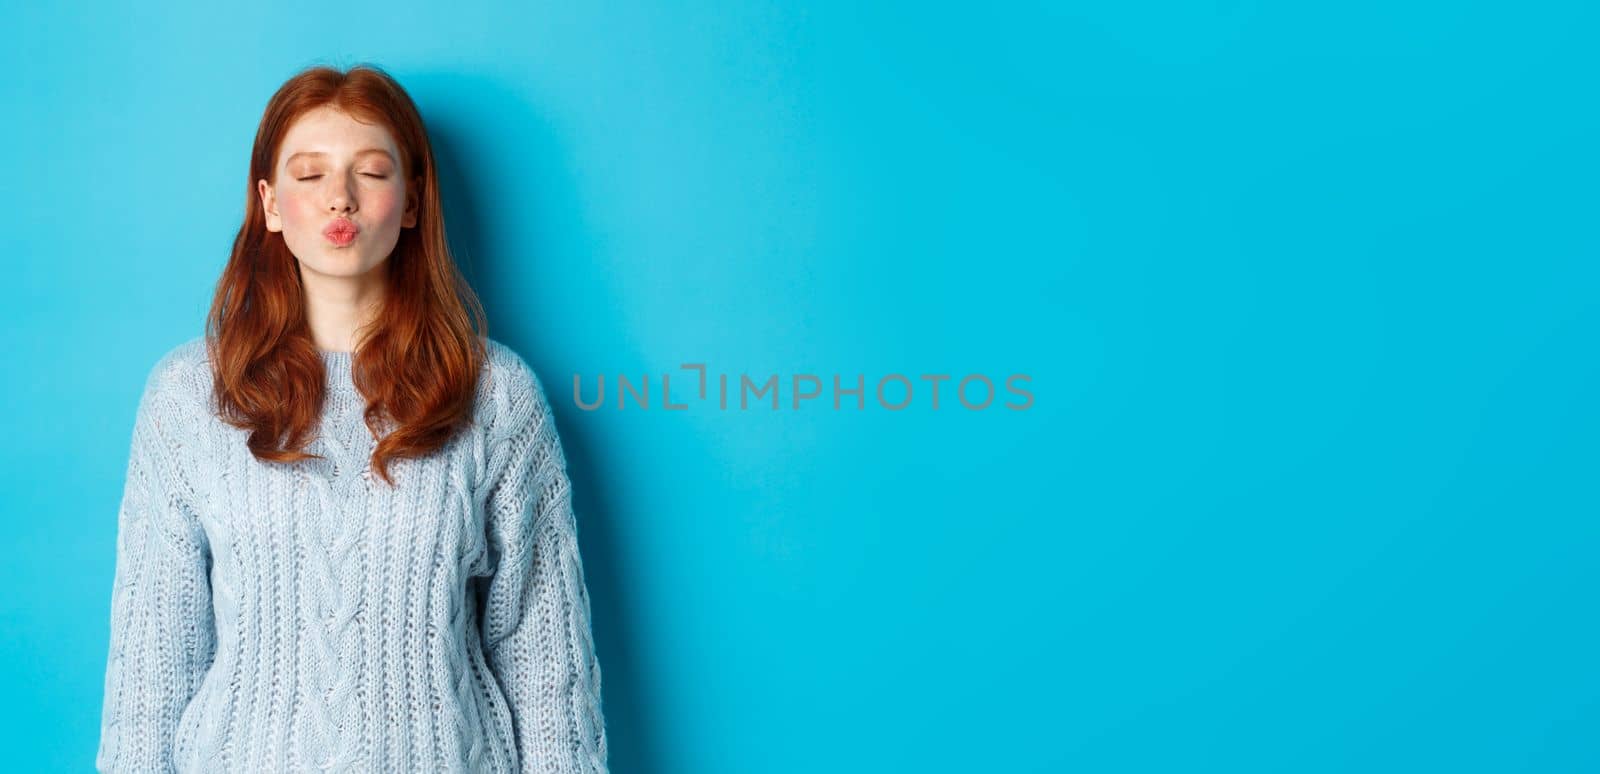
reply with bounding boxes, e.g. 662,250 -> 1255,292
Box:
278,107 -> 400,165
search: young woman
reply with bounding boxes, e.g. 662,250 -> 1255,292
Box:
95,64 -> 608,773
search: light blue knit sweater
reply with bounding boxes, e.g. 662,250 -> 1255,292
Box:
96,336 -> 608,773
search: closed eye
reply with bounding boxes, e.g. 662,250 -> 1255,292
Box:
295,174 -> 389,181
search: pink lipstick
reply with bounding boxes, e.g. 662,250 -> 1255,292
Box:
323,218 -> 360,246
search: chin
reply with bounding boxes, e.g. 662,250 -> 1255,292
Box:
297,254 -> 387,279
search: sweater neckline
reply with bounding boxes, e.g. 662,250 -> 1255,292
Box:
319,349 -> 358,399
319,348 -> 352,367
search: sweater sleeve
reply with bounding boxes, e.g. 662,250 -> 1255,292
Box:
96,357 -> 217,773
478,361 -> 609,774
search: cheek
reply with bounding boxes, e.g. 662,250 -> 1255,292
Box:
276,186 -> 404,226
365,189 -> 404,222
279,192 -> 322,224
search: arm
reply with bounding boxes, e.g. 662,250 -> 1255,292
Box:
478,362 -> 609,774
96,358 -> 216,773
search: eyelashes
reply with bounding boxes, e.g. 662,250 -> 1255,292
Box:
294,174 -> 390,181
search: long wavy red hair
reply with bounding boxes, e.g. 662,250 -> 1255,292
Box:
205,63 -> 489,488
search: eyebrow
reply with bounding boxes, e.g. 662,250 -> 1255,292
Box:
285,148 -> 396,164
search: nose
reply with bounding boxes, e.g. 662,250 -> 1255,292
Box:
326,179 -> 357,214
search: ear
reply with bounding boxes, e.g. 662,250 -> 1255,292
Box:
258,178 -> 282,232
401,175 -> 421,229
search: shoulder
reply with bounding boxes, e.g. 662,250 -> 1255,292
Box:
139,335 -> 212,413
479,337 -> 556,443
483,337 -> 538,393
128,337 -> 215,492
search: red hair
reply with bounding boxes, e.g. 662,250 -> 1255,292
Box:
205,63 -> 489,487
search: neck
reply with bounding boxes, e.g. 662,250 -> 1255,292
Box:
300,267 -> 385,353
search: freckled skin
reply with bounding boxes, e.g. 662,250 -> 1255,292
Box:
257,106 -> 420,283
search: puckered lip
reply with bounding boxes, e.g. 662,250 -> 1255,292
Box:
323,217 -> 360,238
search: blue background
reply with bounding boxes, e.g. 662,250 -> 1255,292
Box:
2,1 -> 1597,771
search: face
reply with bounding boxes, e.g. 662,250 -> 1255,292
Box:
258,106 -> 419,283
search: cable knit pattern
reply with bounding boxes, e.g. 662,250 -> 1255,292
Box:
95,336 -> 608,774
